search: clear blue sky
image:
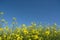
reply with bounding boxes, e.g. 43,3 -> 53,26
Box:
0,0 -> 60,26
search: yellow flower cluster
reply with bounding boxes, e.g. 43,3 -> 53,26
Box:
0,24 -> 59,40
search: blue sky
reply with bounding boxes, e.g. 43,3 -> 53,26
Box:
0,0 -> 60,26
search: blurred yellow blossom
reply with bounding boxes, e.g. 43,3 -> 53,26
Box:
32,35 -> 39,39
0,37 -> 2,40
0,28 -> 3,31
45,30 -> 50,36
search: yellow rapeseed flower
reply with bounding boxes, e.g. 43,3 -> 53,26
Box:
39,37 -> 43,40
12,33 -> 15,35
54,30 -> 57,36
17,37 -> 22,40
45,30 -> 50,36
23,29 -> 28,34
31,29 -> 35,34
4,34 -> 6,38
54,31 -> 57,34
0,37 -> 2,40
32,35 -> 39,39
0,28 -> 3,31
35,30 -> 39,35
29,39 -> 31,40
7,36 -> 11,40
16,34 -> 20,37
